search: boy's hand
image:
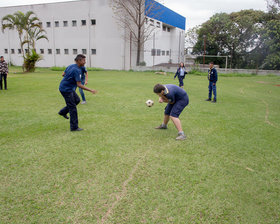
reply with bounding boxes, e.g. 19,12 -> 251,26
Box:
85,81 -> 88,85
90,89 -> 98,94
159,97 -> 164,103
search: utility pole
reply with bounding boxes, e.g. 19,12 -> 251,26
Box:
203,35 -> 206,67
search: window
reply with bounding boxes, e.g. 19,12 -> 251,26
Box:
166,51 -> 169,56
72,20 -> 77,27
162,51 -> 165,56
63,21 -> 68,27
151,49 -> 156,56
4,49 -> 8,54
56,49 -> 60,54
11,49 -> 15,54
167,27 -> 170,32
91,19 -> 96,25
46,22 -> 51,27
82,49 -> 87,54
81,20 -> 86,26
39,22 -> 42,28
18,49 -> 22,54
64,49 -> 69,55
150,19 -> 154,26
91,49 -> 96,55
73,49 -> 78,54
157,49 -> 161,56
156,22 -> 161,28
55,21 -> 59,27
145,18 -> 148,24
163,26 -> 166,31
48,49 -> 52,54
40,49 -> 44,54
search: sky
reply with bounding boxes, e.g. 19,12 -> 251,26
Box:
0,0 -> 268,29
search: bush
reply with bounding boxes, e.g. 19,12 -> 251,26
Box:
139,61 -> 146,66
23,50 -> 41,72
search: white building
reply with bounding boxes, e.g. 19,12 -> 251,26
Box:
0,0 -> 186,70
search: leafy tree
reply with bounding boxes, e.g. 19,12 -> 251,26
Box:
1,11 -> 48,72
193,10 -> 267,69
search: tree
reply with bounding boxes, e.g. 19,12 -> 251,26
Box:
1,11 -> 48,72
185,26 -> 199,54
110,0 -> 162,66
192,10 -> 267,69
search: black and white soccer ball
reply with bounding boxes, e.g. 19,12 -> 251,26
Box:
146,99 -> 154,107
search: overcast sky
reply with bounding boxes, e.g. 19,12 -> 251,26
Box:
0,0 -> 268,29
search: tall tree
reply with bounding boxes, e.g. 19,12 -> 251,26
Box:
193,10 -> 266,69
1,11 -> 48,72
110,0 -> 162,66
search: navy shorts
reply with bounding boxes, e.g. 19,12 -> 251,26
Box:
164,95 -> 189,118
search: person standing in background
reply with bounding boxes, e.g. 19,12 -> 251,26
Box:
0,56 -> 9,90
205,62 -> 218,103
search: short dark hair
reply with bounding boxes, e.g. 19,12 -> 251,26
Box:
74,54 -> 86,61
209,62 -> 214,65
0,56 -> 3,59
153,84 -> 165,93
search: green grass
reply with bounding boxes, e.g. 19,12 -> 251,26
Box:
1,68 -> 280,224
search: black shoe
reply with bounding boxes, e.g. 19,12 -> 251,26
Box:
58,112 -> 69,119
71,128 -> 83,132
212,99 -> 217,103
205,98 -> 211,101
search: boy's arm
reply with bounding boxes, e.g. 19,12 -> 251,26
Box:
85,72 -> 88,85
62,72 -> 65,77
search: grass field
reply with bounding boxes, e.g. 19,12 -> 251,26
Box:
0,67 -> 280,224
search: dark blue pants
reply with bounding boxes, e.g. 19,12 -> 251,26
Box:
78,77 -> 86,101
0,73 -> 7,90
208,82 -> 217,100
59,91 -> 80,130
178,76 -> 184,87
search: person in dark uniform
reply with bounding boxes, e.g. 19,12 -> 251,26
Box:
0,56 -> 9,90
58,54 -> 97,131
205,62 -> 218,103
154,83 -> 189,140
174,62 -> 187,88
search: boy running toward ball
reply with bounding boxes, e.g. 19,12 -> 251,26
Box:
154,84 -> 189,140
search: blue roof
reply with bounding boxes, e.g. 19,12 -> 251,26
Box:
145,0 -> 186,30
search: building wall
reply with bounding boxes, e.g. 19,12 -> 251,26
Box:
0,0 -> 185,70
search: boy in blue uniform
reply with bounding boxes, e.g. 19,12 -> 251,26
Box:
58,54 -> 97,131
154,84 -> 189,140
79,66 -> 88,104
205,62 -> 218,103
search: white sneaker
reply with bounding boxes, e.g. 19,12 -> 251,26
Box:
176,134 -> 187,141
81,101 -> 87,104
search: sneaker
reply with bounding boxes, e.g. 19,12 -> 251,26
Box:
71,128 -> 84,132
176,134 -> 187,140
155,124 -> 167,129
81,101 -> 87,104
205,98 -> 211,101
58,112 -> 69,119
212,99 -> 217,103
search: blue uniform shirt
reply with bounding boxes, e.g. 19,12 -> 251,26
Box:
59,64 -> 82,92
164,84 -> 188,104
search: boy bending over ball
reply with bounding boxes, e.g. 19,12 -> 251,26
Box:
154,84 -> 189,140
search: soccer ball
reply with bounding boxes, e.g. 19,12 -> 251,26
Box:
146,99 -> 154,107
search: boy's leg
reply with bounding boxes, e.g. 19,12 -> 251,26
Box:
170,116 -> 183,132
79,79 -> 86,102
0,74 -> 2,90
3,74 -> 7,89
213,84 -> 217,101
208,82 -> 213,100
155,105 -> 172,129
